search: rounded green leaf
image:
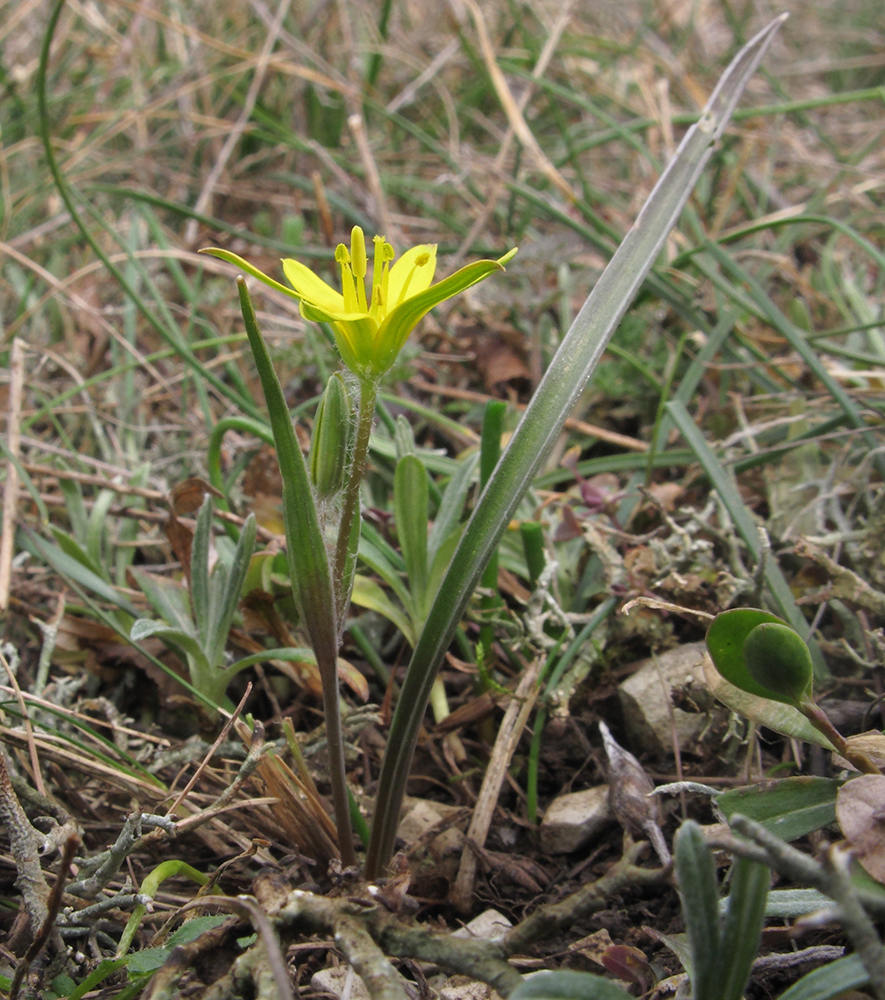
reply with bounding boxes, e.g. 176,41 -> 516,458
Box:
706,608 -> 798,705
743,622 -> 813,706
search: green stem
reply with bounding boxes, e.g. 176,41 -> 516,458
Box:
334,378 -> 378,626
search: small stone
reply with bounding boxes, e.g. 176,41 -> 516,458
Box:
452,909 -> 513,940
571,927 -> 615,965
438,978 -> 502,1000
397,797 -> 465,859
312,967 -> 372,1000
618,642 -> 709,756
540,785 -> 611,854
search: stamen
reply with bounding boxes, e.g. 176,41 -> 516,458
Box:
335,244 -> 359,312
350,227 -> 368,311
371,236 -> 386,319
395,253 -> 432,307
380,241 -> 394,313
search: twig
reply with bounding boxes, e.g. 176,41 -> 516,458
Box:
0,336 -> 24,610
336,915 -> 410,1000
450,654 -> 544,912
165,684 -> 254,818
66,812 -> 176,899
184,895 -> 294,1000
9,834 -> 79,1000
0,648 -> 46,797
257,846 -> 665,998
502,842 -> 665,954
0,748 -> 50,933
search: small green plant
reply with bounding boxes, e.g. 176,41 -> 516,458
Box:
129,496 -> 319,713
675,819 -> 769,1000
207,230 -> 516,864
706,608 -> 881,774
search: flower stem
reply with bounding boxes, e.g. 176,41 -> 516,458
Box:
316,635 -> 357,867
334,378 -> 377,627
802,700 -> 882,775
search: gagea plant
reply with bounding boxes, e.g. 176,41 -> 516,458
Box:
203,17 -> 789,875
205,230 -> 515,864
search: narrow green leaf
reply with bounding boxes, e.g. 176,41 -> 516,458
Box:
359,533 -> 412,610
351,575 -> 417,647
85,488 -> 116,572
394,455 -> 429,619
225,646 -> 321,678
235,280 -> 336,647
191,496 -> 213,643
205,513 -> 256,667
762,889 -> 831,918
718,854 -> 770,1000
129,619 -> 205,665
23,529 -> 138,616
236,277 -> 352,859
675,820 -> 721,1000
717,777 -> 839,842
49,527 -> 106,581
775,955 -> 868,1000
129,568 -> 195,637
510,970 -> 634,1000
427,452 -> 478,566
365,15 -> 789,877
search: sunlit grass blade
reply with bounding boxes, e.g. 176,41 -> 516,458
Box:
365,15 -> 790,878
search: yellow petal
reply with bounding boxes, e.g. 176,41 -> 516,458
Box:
282,258 -> 345,313
387,244 -> 437,309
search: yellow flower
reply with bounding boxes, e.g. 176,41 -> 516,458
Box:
203,228 -> 516,381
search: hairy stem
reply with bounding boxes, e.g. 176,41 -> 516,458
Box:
334,378 -> 378,627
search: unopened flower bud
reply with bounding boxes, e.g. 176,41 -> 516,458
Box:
599,720 -> 671,866
309,373 -> 352,497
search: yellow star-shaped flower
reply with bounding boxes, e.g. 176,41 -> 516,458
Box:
203,227 -> 516,381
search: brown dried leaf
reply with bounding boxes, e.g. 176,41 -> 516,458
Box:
168,477 -> 222,516
832,731 -> 885,772
165,477 -> 222,584
836,774 -> 885,882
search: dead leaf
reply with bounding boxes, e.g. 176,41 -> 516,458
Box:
836,775 -> 885,882
168,477 -> 222,516
833,731 -> 885,772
